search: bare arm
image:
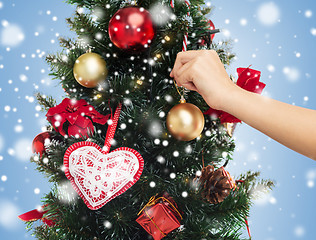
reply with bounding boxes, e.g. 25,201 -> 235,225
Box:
171,50 -> 316,161
221,84 -> 316,160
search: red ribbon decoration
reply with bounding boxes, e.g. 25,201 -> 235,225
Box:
204,67 -> 266,123
235,180 -> 251,239
103,103 -> 122,152
170,0 -> 190,51
245,218 -> 251,239
18,206 -> 55,227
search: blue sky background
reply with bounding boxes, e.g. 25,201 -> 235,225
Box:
0,0 -> 316,239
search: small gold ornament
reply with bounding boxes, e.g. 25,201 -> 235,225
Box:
223,122 -> 237,137
73,52 -> 108,88
166,98 -> 205,141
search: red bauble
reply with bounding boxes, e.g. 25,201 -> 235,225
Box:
32,131 -> 61,157
199,20 -> 216,46
108,7 -> 156,52
208,20 -> 216,41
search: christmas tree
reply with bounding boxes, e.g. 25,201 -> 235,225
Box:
20,0 -> 273,239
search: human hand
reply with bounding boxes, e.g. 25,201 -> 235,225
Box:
170,50 -> 238,110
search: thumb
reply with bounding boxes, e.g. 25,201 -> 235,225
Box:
170,69 -> 174,78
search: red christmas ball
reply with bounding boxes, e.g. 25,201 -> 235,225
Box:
108,7 -> 156,52
199,20 -> 216,46
32,131 -> 61,157
208,20 -> 216,41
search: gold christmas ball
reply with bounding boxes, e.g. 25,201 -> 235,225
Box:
73,52 -> 108,88
167,102 -> 205,141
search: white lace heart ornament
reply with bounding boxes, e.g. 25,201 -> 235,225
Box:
63,104 -> 144,210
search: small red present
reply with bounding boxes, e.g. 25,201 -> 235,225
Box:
136,193 -> 182,240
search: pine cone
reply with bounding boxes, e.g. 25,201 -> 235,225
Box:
198,165 -> 233,204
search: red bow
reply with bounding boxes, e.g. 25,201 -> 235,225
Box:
204,67 -> 266,123
18,206 -> 55,227
46,98 -> 109,138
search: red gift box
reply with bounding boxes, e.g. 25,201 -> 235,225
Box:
136,194 -> 182,240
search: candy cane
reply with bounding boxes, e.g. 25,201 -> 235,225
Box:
183,0 -> 190,51
170,0 -> 190,10
182,33 -> 188,51
170,0 -> 175,8
170,0 -> 191,51
184,0 -> 191,16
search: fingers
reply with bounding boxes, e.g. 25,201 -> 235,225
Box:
174,58 -> 194,80
181,82 -> 198,92
174,60 -> 198,91
170,50 -> 203,78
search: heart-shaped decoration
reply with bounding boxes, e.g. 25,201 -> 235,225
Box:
64,141 -> 144,210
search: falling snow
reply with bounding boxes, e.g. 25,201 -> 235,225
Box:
103,220 -> 112,229
0,200 -> 20,230
57,181 -> 78,204
148,121 -> 163,137
283,66 -> 300,82
305,10 -> 313,18
294,225 -> 305,238
240,18 -> 248,26
13,139 -> 32,161
149,181 -> 156,188
0,134 -> 4,151
149,3 -> 174,26
34,188 -> 40,194
267,64 -> 275,73
181,191 -> 188,198
1,175 -> 7,182
306,169 -> 316,188
0,1 -> 315,239
0,21 -> 25,47
257,2 -> 280,26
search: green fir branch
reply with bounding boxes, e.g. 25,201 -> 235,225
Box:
35,93 -> 56,112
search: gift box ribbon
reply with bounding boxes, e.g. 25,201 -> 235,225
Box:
138,196 -> 183,237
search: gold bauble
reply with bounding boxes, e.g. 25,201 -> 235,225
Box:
73,52 -> 108,88
167,102 -> 205,141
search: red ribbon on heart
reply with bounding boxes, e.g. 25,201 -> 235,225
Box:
204,67 -> 266,123
63,103 -> 144,210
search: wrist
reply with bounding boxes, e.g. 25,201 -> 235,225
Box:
217,83 -> 243,112
204,80 -> 242,112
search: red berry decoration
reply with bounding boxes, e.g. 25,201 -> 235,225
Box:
108,7 -> 156,52
32,131 -> 62,157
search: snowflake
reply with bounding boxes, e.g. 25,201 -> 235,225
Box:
257,2 -> 280,26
